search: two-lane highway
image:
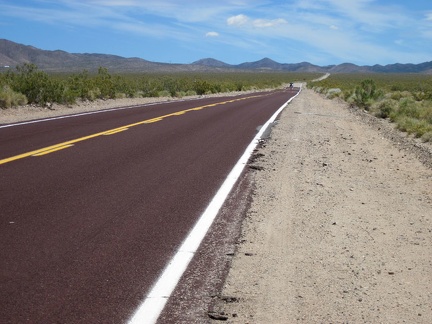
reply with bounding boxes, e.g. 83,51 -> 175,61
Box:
0,89 -> 298,323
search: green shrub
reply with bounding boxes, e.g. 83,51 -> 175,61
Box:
9,63 -> 60,105
313,86 -> 323,93
371,99 -> 397,119
395,116 -> 432,137
175,91 -> 186,98
66,70 -> 92,100
396,98 -> 421,119
421,131 -> 432,142
185,90 -> 197,96
349,79 -> 383,110
61,87 -> 78,105
94,67 -> 115,99
194,80 -> 212,95
389,91 -> 412,101
158,90 -> 171,97
325,88 -> 342,99
412,91 -> 428,101
88,88 -> 101,101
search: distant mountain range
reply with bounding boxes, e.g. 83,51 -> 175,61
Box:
1,39 -> 431,74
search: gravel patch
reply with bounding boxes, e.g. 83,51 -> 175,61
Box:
214,87 -> 432,323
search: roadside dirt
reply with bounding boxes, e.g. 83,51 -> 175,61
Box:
2,87 -> 431,323
213,87 -> 432,323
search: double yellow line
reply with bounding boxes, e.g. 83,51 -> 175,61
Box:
1,94 -> 263,166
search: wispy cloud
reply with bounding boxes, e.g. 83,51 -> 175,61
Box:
206,31 -> 220,37
227,15 -> 287,29
253,18 -> 287,28
0,1 -> 130,27
221,0 -> 430,64
0,0 -> 430,65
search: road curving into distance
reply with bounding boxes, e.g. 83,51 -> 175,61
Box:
0,88 -> 299,323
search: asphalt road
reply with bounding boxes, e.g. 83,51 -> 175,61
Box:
0,89 -> 297,323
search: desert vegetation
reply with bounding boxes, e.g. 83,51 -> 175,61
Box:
308,73 -> 432,142
0,63 -> 318,109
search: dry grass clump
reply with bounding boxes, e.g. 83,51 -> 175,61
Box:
0,85 -> 27,108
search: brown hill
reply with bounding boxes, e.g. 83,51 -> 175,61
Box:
1,39 -> 431,74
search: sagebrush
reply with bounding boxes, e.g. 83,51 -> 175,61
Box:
309,73 -> 432,142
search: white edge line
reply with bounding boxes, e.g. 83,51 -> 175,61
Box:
127,87 -> 302,324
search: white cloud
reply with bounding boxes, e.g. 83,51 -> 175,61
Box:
227,14 -> 249,26
206,31 -> 219,37
253,18 -> 287,28
329,25 -> 338,30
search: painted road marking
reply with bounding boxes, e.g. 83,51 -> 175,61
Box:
142,117 -> 163,124
32,144 -> 74,156
0,130 -> 112,165
171,111 -> 186,115
103,127 -> 129,135
0,94 -> 266,165
127,87 -> 302,324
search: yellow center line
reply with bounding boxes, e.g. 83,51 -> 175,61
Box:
142,118 -> 163,124
103,127 -> 129,135
32,144 -> 75,156
0,94 -> 266,165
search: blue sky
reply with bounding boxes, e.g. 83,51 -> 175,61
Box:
1,0 -> 431,66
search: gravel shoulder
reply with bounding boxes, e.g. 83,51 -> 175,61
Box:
214,87 -> 432,323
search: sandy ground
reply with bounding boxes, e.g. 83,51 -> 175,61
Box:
2,88 -> 431,323
213,87 -> 432,323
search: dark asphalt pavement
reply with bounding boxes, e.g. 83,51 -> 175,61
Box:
0,89 -> 297,323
